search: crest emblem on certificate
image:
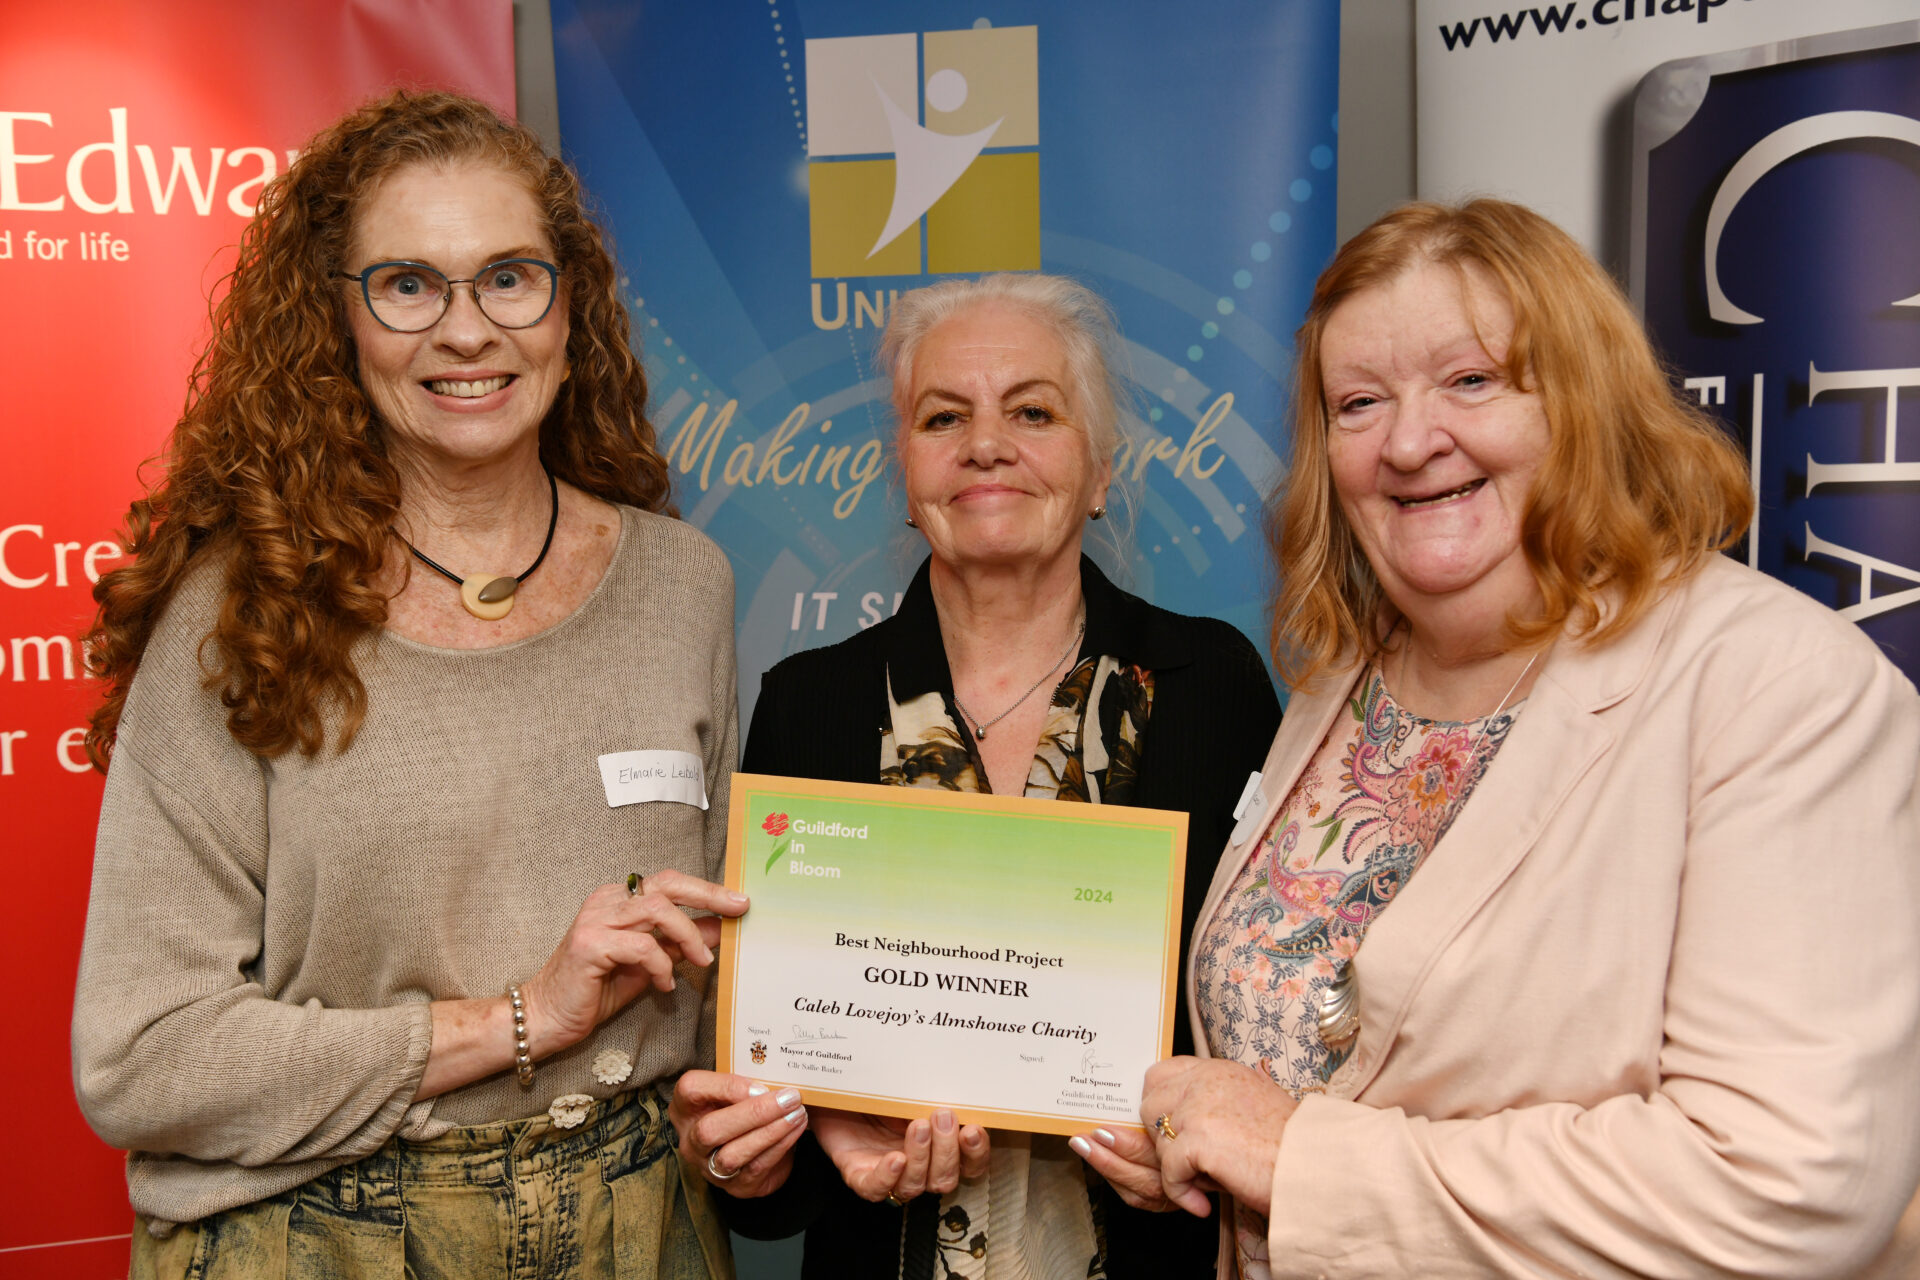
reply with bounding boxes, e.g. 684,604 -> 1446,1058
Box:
750,1040 -> 768,1065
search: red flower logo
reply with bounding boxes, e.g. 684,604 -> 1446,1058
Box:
763,812 -> 790,838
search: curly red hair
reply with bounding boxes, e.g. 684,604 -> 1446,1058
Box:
85,89 -> 671,766
1269,199 -> 1753,690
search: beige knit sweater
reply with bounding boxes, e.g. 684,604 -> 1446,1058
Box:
71,506 -> 737,1226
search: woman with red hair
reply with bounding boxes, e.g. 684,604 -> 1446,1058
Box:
1081,199 -> 1920,1278
72,91 -> 790,1278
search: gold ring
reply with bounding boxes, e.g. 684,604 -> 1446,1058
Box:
886,1193 -> 908,1208
1154,1113 -> 1178,1142
627,872 -> 644,896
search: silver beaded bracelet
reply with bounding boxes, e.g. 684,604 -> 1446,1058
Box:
507,984 -> 534,1087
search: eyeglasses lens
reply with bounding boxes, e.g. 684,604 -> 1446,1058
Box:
364,261 -> 555,332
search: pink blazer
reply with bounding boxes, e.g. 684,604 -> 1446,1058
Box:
1186,557 -> 1920,1278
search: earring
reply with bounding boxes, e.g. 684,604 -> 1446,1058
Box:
905,515 -> 919,528
1089,506 -> 1107,521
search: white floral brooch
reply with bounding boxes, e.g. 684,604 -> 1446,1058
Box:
591,1048 -> 634,1086
548,1093 -> 595,1129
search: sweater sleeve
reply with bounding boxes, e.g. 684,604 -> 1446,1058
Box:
1263,638 -> 1920,1278
71,740 -> 433,1167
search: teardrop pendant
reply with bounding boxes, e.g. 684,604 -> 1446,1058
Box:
1317,963 -> 1361,1047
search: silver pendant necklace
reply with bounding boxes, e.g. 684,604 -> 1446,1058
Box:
953,617 -> 1085,741
1317,641 -> 1542,1049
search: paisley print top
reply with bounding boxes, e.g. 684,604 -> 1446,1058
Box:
1193,666 -> 1520,1280
881,654 -> 1154,805
878,653 -> 1153,1280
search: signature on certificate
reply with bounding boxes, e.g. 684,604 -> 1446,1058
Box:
787,1025 -> 850,1045
1080,1040 -> 1111,1072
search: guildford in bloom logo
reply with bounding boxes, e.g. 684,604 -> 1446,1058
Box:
804,24 -> 1039,278
763,811 -> 791,874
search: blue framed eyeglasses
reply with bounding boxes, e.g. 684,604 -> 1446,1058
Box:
339,258 -> 560,333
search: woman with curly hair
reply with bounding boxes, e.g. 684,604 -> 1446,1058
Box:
71,90 -> 798,1278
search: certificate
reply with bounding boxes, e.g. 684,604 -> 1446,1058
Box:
716,773 -> 1187,1136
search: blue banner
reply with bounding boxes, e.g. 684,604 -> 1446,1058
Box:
552,1 -> 1340,718
1635,24 -> 1920,681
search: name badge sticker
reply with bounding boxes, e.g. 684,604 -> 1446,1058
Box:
1229,771 -> 1267,847
598,750 -> 708,810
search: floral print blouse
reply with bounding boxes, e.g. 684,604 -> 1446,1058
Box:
881,654 -> 1153,804
878,653 -> 1153,1280
1194,665 -> 1521,1279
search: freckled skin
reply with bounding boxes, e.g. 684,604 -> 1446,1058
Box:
354,162 -> 614,651
344,161 -> 570,476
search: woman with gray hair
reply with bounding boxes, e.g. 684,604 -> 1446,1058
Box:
671,273 -> 1281,1278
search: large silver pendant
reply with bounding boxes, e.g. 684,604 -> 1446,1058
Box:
1317,963 -> 1361,1048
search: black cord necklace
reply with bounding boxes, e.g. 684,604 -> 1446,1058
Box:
400,467 -> 559,621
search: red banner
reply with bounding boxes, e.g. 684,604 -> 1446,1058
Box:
0,2 -> 512,1272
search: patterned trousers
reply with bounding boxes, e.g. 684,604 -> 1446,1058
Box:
131,1086 -> 732,1280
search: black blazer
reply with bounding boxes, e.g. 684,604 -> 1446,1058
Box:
724,556 -> 1282,1280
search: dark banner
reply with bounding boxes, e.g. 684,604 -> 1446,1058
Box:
1634,21 -> 1920,679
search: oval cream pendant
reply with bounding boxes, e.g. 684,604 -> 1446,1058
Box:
459,573 -> 517,621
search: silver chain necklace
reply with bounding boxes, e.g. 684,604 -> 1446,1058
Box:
953,617 -> 1086,741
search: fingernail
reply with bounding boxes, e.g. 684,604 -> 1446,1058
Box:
727,891 -> 749,906
785,1107 -> 806,1125
1068,1135 -> 1092,1157
913,1121 -> 931,1145
775,1088 -> 801,1108
747,1083 -> 769,1097
934,1110 -> 955,1134
1093,1128 -> 1117,1147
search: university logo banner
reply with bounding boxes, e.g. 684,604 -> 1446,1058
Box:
552,1 -> 1341,718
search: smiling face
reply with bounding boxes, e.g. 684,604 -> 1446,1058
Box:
344,161 -> 569,475
899,300 -> 1110,577
1320,259 -> 1549,627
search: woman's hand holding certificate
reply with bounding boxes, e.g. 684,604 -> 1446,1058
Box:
812,1107 -> 991,1203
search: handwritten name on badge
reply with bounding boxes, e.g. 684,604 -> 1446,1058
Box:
597,750 -> 707,810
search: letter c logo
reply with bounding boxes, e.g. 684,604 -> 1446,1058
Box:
1704,110 -> 1920,325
